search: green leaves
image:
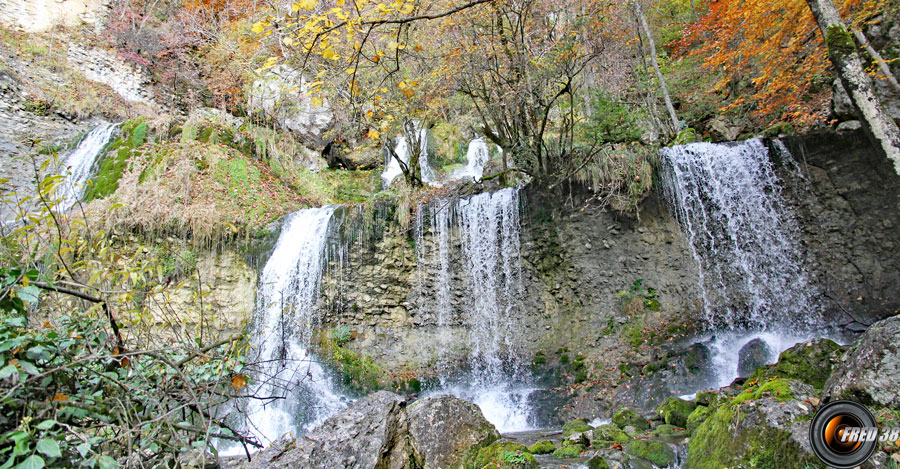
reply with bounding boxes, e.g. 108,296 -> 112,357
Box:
35,439 -> 60,459
15,287 -> 40,305
14,455 -> 44,469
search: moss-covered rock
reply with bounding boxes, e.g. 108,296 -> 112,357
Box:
472,441 -> 537,469
587,455 -> 610,469
562,419 -> 592,437
625,439 -> 675,467
612,408 -> 649,431
748,338 -> 842,390
592,424 -> 631,445
526,440 -> 555,455
652,424 -> 688,437
551,444 -> 583,459
84,118 -> 147,202
685,380 -> 819,468
656,397 -> 696,428
685,405 -> 710,432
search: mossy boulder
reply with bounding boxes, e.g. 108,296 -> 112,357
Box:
612,408 -> 649,431
561,419 -> 592,437
587,456 -> 611,469
685,380 -> 819,468
406,395 -> 500,469
526,440 -> 555,455
656,397 -> 696,428
748,338 -> 843,390
652,424 -> 688,438
592,424 -> 631,445
625,439 -> 675,467
823,314 -> 900,409
736,338 -> 772,377
472,441 -> 537,469
685,405 -> 710,432
551,444 -> 583,459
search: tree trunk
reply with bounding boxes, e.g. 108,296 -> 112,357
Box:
805,0 -> 900,175
633,1 -> 680,134
852,28 -> 900,95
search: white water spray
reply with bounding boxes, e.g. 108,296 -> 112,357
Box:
416,188 -> 534,432
661,139 -> 826,387
229,207 -> 347,450
59,123 -> 118,212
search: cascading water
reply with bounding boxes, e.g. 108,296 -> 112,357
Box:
227,207 -> 347,450
450,137 -> 492,182
660,139 -> 830,387
381,127 -> 437,187
415,188 -> 534,432
59,122 -> 118,212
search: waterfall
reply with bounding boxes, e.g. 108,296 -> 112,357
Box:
660,139 -> 828,387
230,207 -> 347,449
381,127 -> 437,187
415,187 -> 533,432
59,122 -> 118,212
450,137 -> 491,182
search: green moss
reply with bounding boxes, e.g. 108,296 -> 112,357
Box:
685,383 -> 818,468
686,405 -> 710,432
587,456 -> 610,469
84,119 -> 146,202
754,379 -> 793,402
551,444 -> 583,459
592,424 -> 631,445
473,441 -> 537,468
562,419 -> 592,437
612,408 -> 649,431
316,333 -> 383,393
747,339 -> 841,390
656,397 -> 696,428
625,440 -> 675,467
825,25 -> 856,57
652,424 -> 687,437
527,440 -> 555,455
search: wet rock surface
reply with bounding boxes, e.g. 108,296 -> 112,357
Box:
823,313 -> 900,408
235,392 -> 500,469
736,338 -> 772,377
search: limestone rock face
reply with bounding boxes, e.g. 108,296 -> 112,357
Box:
407,395 -> 500,468
248,65 -> 333,152
0,0 -> 110,32
148,250 -> 256,340
67,44 -> 157,107
823,313 -> 900,408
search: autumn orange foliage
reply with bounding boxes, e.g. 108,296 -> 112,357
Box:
675,0 -> 884,126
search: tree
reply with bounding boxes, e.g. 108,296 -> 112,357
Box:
804,0 -> 900,174
675,0 -> 884,127
633,0 -> 680,134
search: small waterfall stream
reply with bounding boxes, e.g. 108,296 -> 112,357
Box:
660,138 -> 832,387
59,122 -> 118,212
415,187 -> 535,432
228,207 -> 348,450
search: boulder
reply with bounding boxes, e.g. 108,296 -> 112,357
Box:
686,380 -> 820,468
238,391 -> 409,469
736,338 -> 772,377
823,314 -> 900,408
750,338 -> 843,390
407,394 -> 499,468
655,397 -> 696,428
624,439 -> 675,467
708,115 -> 749,141
612,408 -> 649,431
334,144 -> 383,170
247,65 -> 333,151
472,441 -> 537,468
